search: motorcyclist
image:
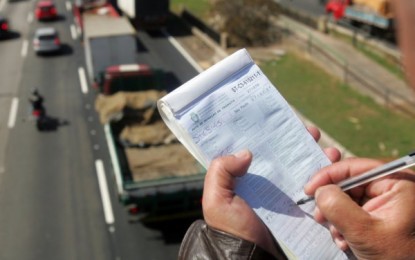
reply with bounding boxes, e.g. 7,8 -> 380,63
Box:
28,88 -> 45,117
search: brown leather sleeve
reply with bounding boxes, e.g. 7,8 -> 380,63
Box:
178,220 -> 287,260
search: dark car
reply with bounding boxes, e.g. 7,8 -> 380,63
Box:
0,16 -> 9,38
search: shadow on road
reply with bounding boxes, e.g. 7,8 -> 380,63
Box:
36,115 -> 69,132
0,31 -> 21,41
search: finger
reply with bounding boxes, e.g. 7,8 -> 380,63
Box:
307,126 -> 320,142
315,185 -> 372,237
203,150 -> 253,203
324,147 -> 341,163
305,158 -> 382,195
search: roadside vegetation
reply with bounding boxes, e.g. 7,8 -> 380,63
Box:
261,53 -> 415,158
170,0 -> 415,158
171,0 -> 210,18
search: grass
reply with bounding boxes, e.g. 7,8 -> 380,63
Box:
170,0 -> 211,18
260,52 -> 415,158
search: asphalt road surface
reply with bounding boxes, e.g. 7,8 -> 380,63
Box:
0,0 -> 201,259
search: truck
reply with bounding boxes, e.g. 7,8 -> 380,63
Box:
325,0 -> 395,38
81,2 -> 165,95
117,0 -> 170,29
95,90 -> 205,222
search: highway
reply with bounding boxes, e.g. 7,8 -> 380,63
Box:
0,0 -> 199,259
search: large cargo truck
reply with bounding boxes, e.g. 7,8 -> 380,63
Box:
325,0 -> 394,38
81,2 -> 166,94
82,4 -> 137,82
117,0 -> 170,29
95,91 -> 205,222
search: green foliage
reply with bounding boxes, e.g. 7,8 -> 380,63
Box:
210,0 -> 281,46
171,0 -> 211,18
261,53 -> 415,158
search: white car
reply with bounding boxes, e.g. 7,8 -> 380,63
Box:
33,27 -> 61,54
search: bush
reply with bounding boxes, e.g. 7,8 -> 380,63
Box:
209,0 -> 281,46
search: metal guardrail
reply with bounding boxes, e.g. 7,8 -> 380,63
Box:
281,18 -> 415,117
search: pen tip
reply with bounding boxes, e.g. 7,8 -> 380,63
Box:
296,199 -> 305,205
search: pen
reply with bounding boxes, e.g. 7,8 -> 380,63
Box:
296,152 -> 415,205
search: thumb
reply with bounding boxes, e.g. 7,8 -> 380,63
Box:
203,150 -> 252,204
315,185 -> 372,237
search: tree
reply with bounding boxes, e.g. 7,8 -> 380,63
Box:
209,0 -> 281,47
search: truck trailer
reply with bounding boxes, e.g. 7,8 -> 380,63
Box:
82,3 -> 164,94
117,0 -> 170,29
95,91 -> 205,222
82,5 -> 137,83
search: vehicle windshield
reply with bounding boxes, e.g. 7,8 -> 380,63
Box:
38,34 -> 56,40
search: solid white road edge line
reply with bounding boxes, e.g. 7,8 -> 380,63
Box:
95,159 -> 115,225
7,98 -> 18,129
77,67 -> 88,94
162,29 -> 203,73
21,40 -> 28,57
104,124 -> 124,196
70,24 -> 77,40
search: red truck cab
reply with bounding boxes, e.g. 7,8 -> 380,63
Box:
94,64 -> 162,95
325,0 -> 351,20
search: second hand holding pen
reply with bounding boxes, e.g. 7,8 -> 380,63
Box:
296,152 -> 415,205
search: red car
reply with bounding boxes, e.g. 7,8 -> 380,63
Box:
35,1 -> 58,21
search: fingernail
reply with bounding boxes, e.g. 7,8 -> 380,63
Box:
234,149 -> 250,158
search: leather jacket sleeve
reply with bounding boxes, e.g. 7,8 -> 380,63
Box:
178,220 -> 288,260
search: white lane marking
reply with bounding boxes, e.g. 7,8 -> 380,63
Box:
27,12 -> 33,23
8,98 -> 19,129
77,67 -> 88,94
104,124 -> 124,196
162,29 -> 203,73
21,40 -> 29,57
95,159 -> 115,225
65,1 -> 72,11
70,24 -> 77,40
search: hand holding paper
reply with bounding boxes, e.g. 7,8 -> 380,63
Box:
158,49 -> 349,259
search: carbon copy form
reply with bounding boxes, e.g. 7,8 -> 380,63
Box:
157,49 -> 351,259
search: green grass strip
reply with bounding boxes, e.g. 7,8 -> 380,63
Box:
261,52 -> 415,158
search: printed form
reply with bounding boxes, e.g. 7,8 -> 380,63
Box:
175,63 -> 349,259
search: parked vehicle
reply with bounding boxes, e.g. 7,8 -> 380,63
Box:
35,0 -> 58,21
95,91 -> 205,222
325,0 -> 394,38
33,27 -> 61,54
117,0 -> 169,29
0,16 -> 9,38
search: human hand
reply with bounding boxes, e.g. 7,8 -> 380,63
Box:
202,127 -> 341,256
305,158 -> 415,259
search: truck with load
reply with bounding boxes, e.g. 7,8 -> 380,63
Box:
325,0 -> 395,38
117,0 -> 170,29
95,90 -> 205,222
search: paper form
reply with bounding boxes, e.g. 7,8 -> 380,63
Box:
173,63 -> 348,259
